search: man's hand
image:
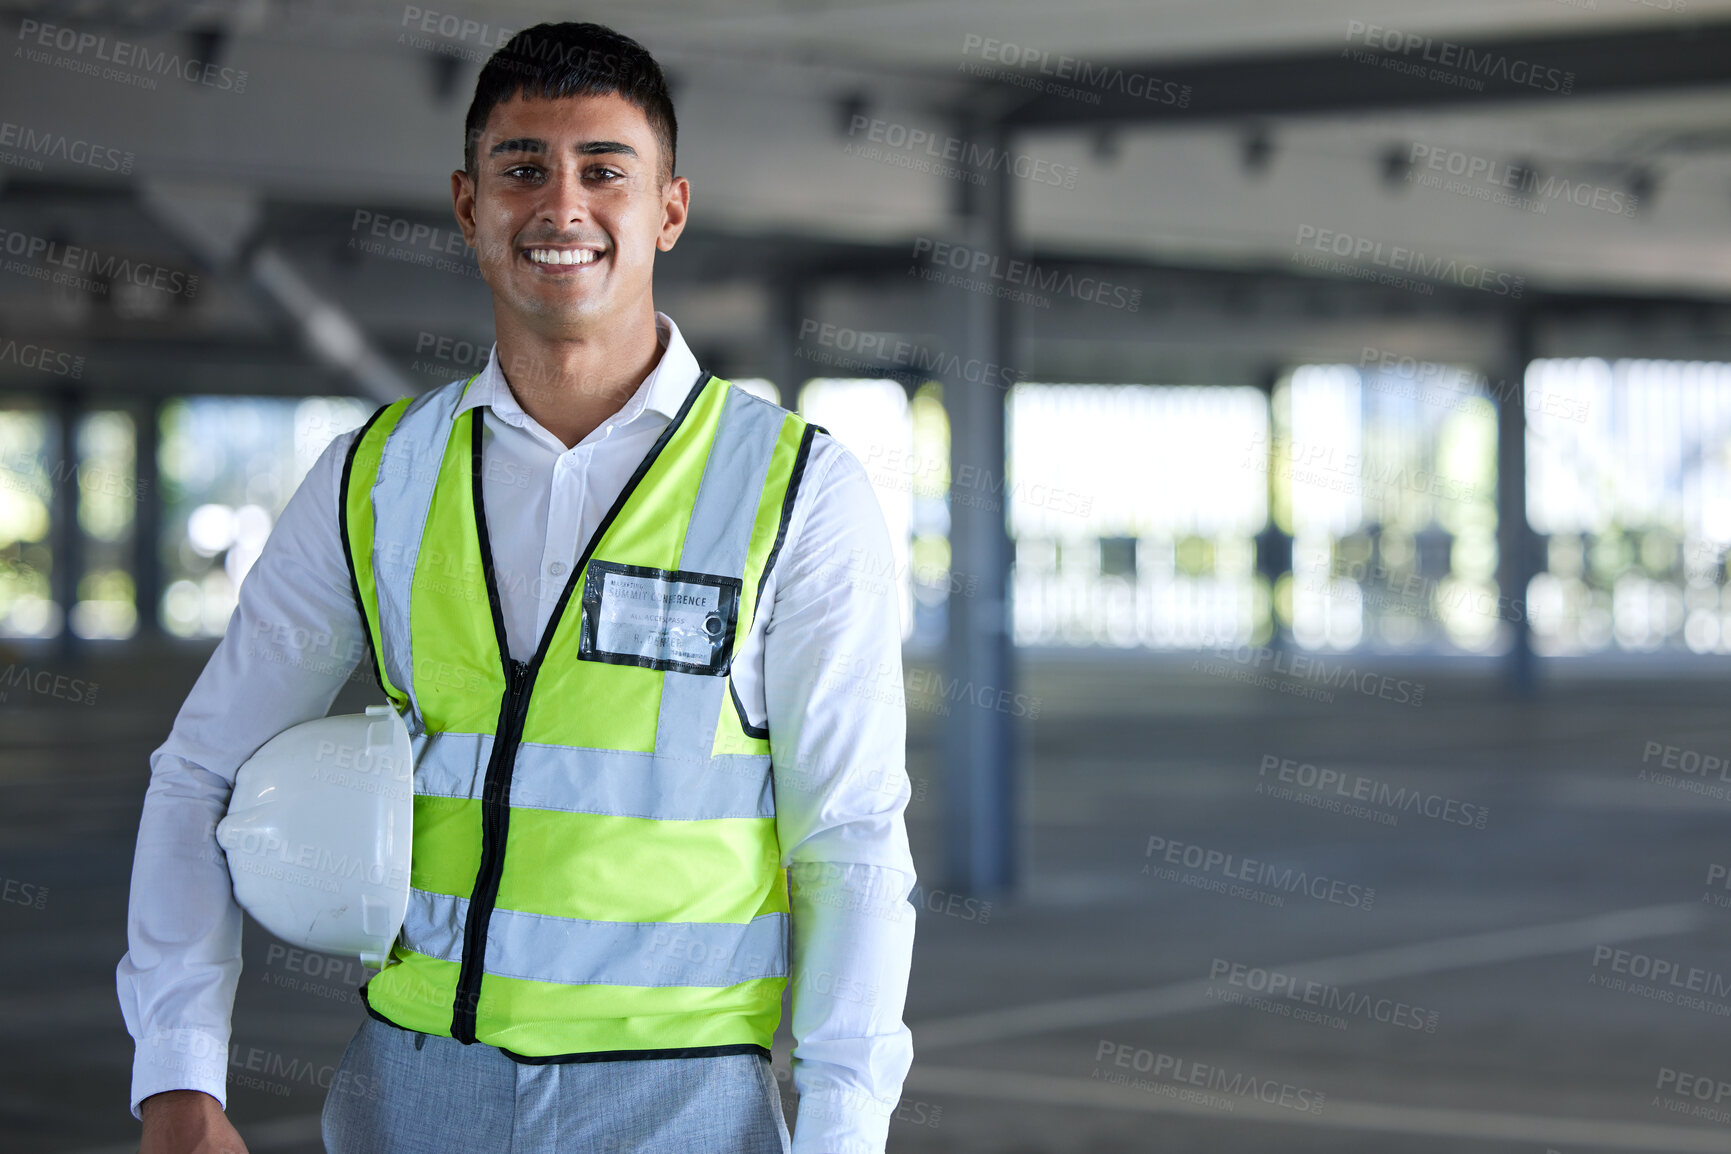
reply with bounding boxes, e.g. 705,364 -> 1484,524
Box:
138,1090 -> 249,1154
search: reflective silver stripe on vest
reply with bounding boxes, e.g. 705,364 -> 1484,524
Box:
654,385 -> 788,766
370,377 -> 474,732
400,887 -> 789,987
411,731 -> 774,820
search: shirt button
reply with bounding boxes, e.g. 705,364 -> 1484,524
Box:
549,562 -> 568,576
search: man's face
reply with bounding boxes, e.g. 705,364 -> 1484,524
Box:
452,91 -> 688,338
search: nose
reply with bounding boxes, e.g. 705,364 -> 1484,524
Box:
536,163 -> 589,231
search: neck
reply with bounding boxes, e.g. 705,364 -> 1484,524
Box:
492,306 -> 664,450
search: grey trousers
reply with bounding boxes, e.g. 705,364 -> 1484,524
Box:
320,1016 -> 792,1153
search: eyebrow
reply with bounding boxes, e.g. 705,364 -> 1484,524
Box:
488,138 -> 640,160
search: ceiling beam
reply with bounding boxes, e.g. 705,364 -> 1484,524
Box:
992,19 -> 1731,129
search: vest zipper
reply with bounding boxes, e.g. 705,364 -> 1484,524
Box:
442,379 -> 712,1046
450,655 -> 533,1043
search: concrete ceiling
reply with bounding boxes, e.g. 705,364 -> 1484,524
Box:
4,0 -> 1731,388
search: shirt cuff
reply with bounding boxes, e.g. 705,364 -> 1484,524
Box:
791,1086 -> 897,1154
130,1027 -> 229,1120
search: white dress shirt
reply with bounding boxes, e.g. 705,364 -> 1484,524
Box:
116,312 -> 918,1154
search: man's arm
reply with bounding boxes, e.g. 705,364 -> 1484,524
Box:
116,427 -> 374,1122
762,437 -> 917,1154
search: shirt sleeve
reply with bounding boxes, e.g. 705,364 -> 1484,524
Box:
762,436 -> 918,1154
115,427 -> 376,1120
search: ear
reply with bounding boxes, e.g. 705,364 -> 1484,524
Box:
451,168 -> 478,249
657,175 -> 691,253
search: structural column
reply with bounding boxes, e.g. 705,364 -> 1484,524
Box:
941,116 -> 1017,895
1495,311 -> 1537,695
1253,365 -> 1293,649
132,397 -> 163,637
767,278 -> 806,409
51,388 -> 85,660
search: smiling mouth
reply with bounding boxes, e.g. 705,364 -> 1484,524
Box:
524,247 -> 603,267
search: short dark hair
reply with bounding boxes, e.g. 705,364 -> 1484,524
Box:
463,22 -> 677,185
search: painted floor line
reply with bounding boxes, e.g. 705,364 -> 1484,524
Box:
914,901 -> 1706,1050
906,1064 -> 1731,1153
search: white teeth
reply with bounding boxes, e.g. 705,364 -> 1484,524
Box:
527,248 -> 599,266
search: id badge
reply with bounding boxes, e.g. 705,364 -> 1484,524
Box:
577,560 -> 741,676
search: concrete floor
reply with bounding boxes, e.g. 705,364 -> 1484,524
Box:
6,640 -> 1731,1153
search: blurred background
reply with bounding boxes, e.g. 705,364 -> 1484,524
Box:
6,1 -> 1731,1151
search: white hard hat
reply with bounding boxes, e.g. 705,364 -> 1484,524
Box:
216,704 -> 413,968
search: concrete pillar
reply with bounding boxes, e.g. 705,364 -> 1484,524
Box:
768,278 -> 806,409
1495,312 -> 1537,695
941,117 -> 1017,896
1253,365 -> 1292,647
133,397 -> 163,637
51,388 -> 84,659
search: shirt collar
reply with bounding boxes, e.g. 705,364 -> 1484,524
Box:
454,311 -> 702,435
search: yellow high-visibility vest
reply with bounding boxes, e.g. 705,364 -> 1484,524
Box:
340,370 -> 816,1060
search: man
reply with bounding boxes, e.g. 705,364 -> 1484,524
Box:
118,21 -> 916,1154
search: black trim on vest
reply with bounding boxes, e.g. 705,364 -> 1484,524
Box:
360,982 -> 767,1063
338,403 -> 393,700
728,422 -> 820,741
447,371 -> 716,1046
500,1042 -> 770,1065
